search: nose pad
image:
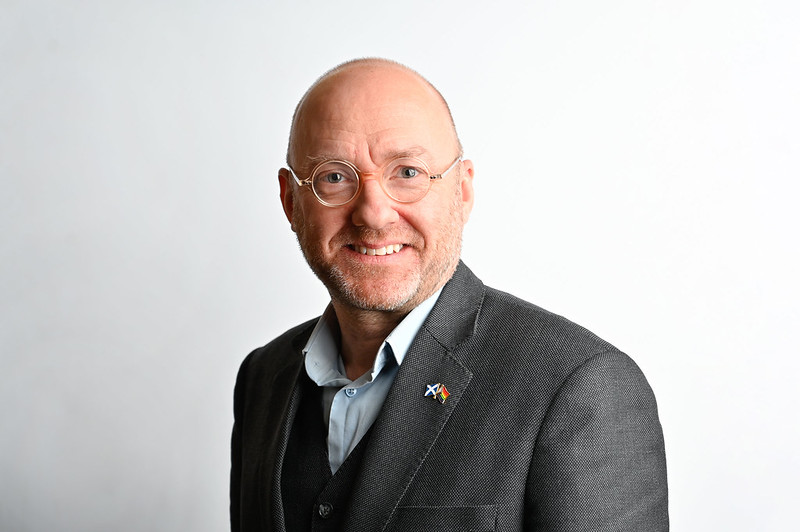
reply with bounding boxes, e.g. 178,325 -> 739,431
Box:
359,171 -> 380,184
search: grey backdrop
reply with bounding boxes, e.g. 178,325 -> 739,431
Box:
2,1 -> 798,530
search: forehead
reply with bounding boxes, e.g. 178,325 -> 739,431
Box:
291,65 -> 455,167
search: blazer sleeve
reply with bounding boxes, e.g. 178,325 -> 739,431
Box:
525,350 -> 669,531
230,352 -> 250,532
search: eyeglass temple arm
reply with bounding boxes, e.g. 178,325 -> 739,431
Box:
430,156 -> 462,180
286,167 -> 313,187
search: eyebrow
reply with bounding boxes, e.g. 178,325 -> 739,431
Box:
299,146 -> 433,170
383,146 -> 431,160
302,154 -> 340,166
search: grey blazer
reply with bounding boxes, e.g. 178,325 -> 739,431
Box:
231,262 -> 668,531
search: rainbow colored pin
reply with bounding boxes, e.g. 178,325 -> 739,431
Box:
424,383 -> 450,404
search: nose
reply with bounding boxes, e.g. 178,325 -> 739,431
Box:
350,176 -> 399,229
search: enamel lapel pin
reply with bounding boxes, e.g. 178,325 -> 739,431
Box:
424,383 -> 450,404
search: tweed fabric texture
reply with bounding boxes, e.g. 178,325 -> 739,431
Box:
231,262 -> 669,531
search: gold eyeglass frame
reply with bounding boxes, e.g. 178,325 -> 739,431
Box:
286,154 -> 462,207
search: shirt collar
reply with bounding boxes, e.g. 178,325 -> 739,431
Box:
303,287 -> 444,387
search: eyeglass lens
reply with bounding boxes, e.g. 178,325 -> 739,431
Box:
311,157 -> 432,205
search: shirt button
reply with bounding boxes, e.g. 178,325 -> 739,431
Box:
345,388 -> 357,397
318,502 -> 333,518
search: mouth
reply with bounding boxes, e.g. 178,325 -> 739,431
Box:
347,244 -> 404,256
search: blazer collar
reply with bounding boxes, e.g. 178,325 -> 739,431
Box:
265,325 -> 313,532
422,261 -> 486,353
342,261 -> 486,531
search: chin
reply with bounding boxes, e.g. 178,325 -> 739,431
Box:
327,266 -> 421,312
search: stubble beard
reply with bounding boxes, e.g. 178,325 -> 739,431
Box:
293,187 -> 465,313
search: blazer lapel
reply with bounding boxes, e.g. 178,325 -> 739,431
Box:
263,327 -> 312,532
342,262 -> 486,531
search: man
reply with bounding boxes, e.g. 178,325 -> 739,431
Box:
231,58 -> 668,531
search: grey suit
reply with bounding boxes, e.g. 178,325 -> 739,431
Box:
231,262 -> 668,531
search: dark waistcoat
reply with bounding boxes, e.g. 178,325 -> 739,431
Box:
281,372 -> 373,532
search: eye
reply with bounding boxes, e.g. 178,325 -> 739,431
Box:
399,167 -> 419,179
321,172 -> 346,184
385,157 -> 429,184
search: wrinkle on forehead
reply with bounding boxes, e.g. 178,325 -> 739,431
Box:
299,145 -> 433,172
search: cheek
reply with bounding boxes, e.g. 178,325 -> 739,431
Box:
406,187 -> 465,238
296,203 -> 350,245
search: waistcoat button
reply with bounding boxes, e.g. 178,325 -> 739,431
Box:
318,502 -> 333,518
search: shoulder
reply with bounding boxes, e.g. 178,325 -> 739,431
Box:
236,318 -> 317,383
479,285 -> 618,364
434,263 -> 636,392
459,283 -> 658,408
232,317 -> 318,423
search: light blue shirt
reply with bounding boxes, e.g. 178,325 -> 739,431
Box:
303,288 -> 443,474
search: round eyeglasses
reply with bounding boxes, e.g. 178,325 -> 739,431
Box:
286,155 -> 462,207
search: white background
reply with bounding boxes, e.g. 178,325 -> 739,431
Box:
2,1 -> 798,530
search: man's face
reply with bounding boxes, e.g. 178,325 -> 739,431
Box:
280,64 -> 474,314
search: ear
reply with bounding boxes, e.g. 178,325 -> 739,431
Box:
278,168 -> 296,231
458,159 -> 475,222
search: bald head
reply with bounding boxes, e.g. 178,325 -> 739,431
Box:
287,58 -> 462,168
277,58 -> 475,314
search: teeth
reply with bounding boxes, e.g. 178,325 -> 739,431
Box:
355,244 -> 403,256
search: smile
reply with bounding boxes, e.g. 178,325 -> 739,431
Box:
350,244 -> 404,256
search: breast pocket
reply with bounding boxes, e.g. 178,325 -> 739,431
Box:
387,505 -> 497,532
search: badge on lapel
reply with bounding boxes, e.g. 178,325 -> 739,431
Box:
424,383 -> 450,404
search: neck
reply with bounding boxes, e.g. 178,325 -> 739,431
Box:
330,302 -> 407,381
